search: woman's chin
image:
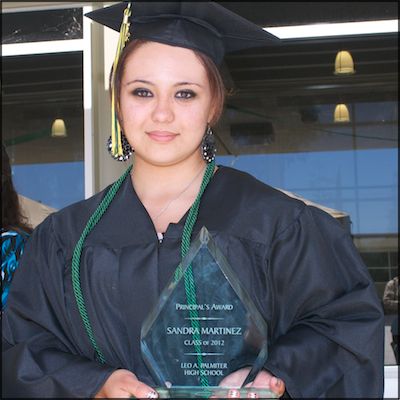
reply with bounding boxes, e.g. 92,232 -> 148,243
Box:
135,152 -> 203,168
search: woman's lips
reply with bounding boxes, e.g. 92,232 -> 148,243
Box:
146,131 -> 178,143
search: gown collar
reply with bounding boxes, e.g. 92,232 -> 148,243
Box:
87,165 -> 224,247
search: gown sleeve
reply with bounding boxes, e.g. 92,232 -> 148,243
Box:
263,205 -> 384,398
2,217 -> 116,398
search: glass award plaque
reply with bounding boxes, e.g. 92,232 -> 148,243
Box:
141,227 -> 277,398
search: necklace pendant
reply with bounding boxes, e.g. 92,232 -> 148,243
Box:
157,232 -> 164,243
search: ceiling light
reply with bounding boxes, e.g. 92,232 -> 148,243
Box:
51,119 -> 67,138
334,50 -> 355,75
334,104 -> 350,123
264,19 -> 398,39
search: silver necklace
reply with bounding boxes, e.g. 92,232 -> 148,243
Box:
153,165 -> 206,222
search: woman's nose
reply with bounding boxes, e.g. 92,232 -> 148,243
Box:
151,96 -> 174,123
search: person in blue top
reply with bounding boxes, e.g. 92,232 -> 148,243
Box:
1,144 -> 32,310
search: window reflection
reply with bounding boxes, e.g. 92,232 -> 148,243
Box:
2,8 -> 83,44
218,29 -> 398,365
2,52 -> 84,210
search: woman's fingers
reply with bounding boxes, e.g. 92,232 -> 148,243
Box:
95,369 -> 158,398
123,378 -> 158,399
220,369 -> 285,398
251,370 -> 285,397
270,376 -> 285,397
117,371 -> 158,398
219,367 -> 251,387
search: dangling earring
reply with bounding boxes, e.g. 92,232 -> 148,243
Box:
107,133 -> 133,162
201,124 -> 217,163
109,2 -> 132,161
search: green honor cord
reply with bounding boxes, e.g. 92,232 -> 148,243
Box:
71,161 -> 215,385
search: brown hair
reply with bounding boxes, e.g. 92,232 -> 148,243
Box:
111,39 -> 226,127
1,144 -> 32,233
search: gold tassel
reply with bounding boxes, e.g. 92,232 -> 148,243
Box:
111,2 -> 132,158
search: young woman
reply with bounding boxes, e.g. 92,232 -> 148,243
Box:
2,2 -> 384,399
1,144 -> 32,311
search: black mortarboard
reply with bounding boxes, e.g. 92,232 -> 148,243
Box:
85,1 -> 279,65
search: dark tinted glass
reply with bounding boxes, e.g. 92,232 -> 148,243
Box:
390,252 -> 398,268
361,252 -> 390,269
2,8 -> 83,44
369,268 -> 390,283
2,52 -> 84,210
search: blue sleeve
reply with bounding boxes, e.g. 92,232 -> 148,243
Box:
1,230 -> 29,310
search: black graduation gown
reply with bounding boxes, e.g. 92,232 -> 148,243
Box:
2,166 -> 384,398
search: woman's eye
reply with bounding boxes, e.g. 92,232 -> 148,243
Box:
176,90 -> 196,99
133,88 -> 153,97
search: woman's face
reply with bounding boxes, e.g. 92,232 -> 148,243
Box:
120,41 -> 215,167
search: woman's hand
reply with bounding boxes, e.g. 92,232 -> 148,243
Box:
219,367 -> 285,398
95,369 -> 158,398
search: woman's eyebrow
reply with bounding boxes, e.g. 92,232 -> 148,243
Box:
125,79 -> 154,86
174,81 -> 203,88
125,79 -> 203,88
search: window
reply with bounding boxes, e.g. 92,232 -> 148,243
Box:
216,3 -> 398,367
2,8 -> 83,44
2,5 -> 93,214
2,52 -> 84,209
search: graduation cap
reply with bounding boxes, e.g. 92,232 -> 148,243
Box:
85,2 -> 280,159
86,1 -> 279,65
